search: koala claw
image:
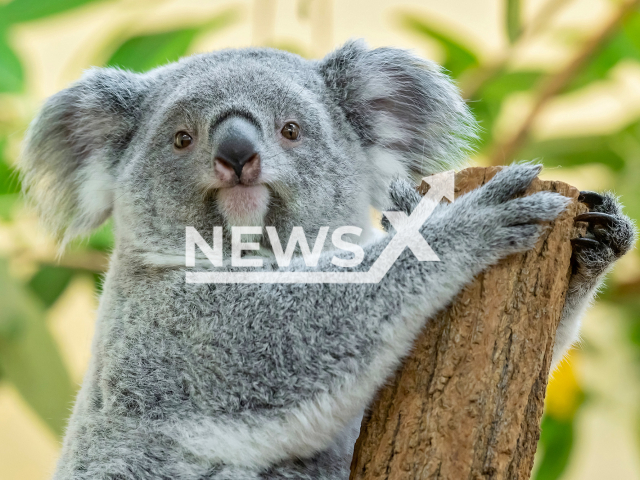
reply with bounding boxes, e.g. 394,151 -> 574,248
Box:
574,211 -> 616,228
570,237 -> 600,249
577,190 -> 605,209
570,190 -> 636,280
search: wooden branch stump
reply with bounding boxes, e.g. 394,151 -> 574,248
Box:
350,166 -> 587,480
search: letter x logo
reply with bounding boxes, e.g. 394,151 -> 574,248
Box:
374,171 -> 455,267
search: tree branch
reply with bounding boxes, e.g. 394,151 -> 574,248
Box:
350,167 -> 587,480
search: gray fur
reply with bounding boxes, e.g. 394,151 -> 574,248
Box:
20,67 -> 153,246
18,41 -> 621,479
553,192 -> 636,368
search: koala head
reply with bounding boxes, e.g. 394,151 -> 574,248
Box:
21,40 -> 476,257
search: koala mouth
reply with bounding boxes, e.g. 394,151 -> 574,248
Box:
216,184 -> 271,227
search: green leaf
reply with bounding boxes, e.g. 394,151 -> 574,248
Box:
0,261 -> 75,438
623,9 -> 640,53
471,71 -> 544,147
0,35 -> 24,93
522,118 -> 640,173
28,265 -> 75,308
0,139 -> 21,195
398,13 -> 480,79
520,136 -> 626,171
565,11 -> 640,93
568,34 -> 639,92
478,71 -> 543,101
86,219 -> 114,252
506,0 -> 521,44
620,299 -> 640,347
0,193 -> 19,220
0,139 -> 21,219
474,71 -> 544,125
65,219 -> 114,253
106,29 -> 200,72
0,0 -> 104,24
105,10 -> 237,72
534,414 -> 575,480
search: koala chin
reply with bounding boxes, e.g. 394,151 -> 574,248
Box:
20,39 -> 634,479
216,185 -> 271,229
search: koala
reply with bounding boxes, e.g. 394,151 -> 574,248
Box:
20,40 -> 635,479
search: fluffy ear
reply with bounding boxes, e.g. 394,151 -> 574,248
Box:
20,67 -> 148,245
318,39 -> 477,185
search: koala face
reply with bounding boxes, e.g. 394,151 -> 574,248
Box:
21,40 -> 476,257
117,51 -> 371,253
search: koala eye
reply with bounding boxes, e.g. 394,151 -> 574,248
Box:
281,122 -> 300,141
174,131 -> 193,149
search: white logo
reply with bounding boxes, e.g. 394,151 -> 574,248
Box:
186,171 -> 454,284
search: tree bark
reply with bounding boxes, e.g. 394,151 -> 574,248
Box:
350,166 -> 587,480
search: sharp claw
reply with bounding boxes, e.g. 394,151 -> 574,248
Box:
574,212 -> 616,227
578,191 -> 604,209
571,237 -> 601,248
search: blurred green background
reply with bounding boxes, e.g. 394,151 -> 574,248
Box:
1,0 -> 640,478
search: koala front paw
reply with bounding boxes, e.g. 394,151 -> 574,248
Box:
446,163 -> 571,261
382,178 -> 423,232
571,191 -> 636,280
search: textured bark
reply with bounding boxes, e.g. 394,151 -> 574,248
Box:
350,167 -> 587,480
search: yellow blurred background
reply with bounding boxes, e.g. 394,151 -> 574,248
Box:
1,0 -> 640,479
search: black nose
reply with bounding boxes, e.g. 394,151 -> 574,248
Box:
214,116 -> 260,179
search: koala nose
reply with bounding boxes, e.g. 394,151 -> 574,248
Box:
214,117 -> 261,180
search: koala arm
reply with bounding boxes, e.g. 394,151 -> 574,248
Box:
552,191 -> 636,368
553,275 -> 599,370
165,164 -> 569,469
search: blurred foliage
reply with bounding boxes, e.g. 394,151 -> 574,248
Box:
565,11 -> 640,92
0,0 -> 107,93
400,14 -> 479,78
0,138 -> 21,220
506,0 -> 522,44
0,260 -> 75,437
27,265 -> 75,308
0,1 -> 639,478
536,415 -> 576,480
0,0 -> 103,24
106,9 -> 238,72
538,356 -> 585,480
0,35 -> 24,93
107,28 -> 203,72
